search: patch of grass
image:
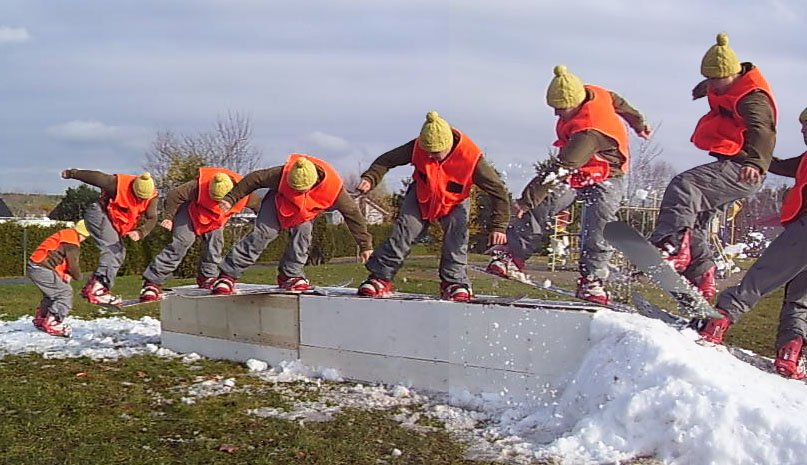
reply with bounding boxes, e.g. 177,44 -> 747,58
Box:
0,354 -> 507,465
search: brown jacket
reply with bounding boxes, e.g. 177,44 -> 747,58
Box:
63,169 -> 159,237
224,166 -> 373,251
38,243 -> 82,280
163,180 -> 262,221
692,63 -> 777,173
519,89 -> 647,209
360,136 -> 510,233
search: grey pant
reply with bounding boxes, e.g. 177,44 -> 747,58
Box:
219,193 -> 312,279
84,202 -> 126,288
649,160 -> 762,279
507,176 -> 625,280
366,186 -> 470,285
142,205 -> 224,284
27,261 -> 72,320
717,216 -> 807,350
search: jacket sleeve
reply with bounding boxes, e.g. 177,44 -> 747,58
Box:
471,157 -> 510,233
737,91 -> 777,173
332,189 -> 373,251
163,181 -> 196,221
557,130 -> 602,170
767,155 -> 803,178
223,167 -> 282,205
135,198 -> 159,237
610,91 -> 648,134
63,244 -> 82,281
64,169 -> 117,196
359,140 -> 416,190
245,193 -> 263,213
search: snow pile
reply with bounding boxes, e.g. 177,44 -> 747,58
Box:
0,315 -> 165,359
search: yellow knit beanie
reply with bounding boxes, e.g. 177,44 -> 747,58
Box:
132,172 -> 155,199
701,33 -> 741,79
288,157 -> 318,191
418,111 -> 453,152
799,107 -> 807,123
208,173 -> 234,201
546,65 -> 586,109
73,219 -> 90,237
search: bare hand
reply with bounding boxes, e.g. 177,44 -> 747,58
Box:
63,275 -> 72,284
126,231 -> 142,241
738,166 -> 762,184
637,127 -> 653,140
160,219 -> 173,230
488,232 -> 507,246
61,169 -> 72,179
219,200 -> 232,212
356,178 -> 372,194
359,249 -> 373,263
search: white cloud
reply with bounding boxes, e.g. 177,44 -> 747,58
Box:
306,131 -> 351,152
0,26 -> 30,44
47,120 -> 127,142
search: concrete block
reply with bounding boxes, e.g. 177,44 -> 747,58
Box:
163,331 -> 297,364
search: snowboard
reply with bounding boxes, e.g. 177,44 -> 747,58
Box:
603,221 -> 723,319
94,288 -> 176,312
468,264 -> 636,314
177,279 -> 354,299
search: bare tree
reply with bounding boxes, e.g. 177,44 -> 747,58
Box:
144,111 -> 263,192
625,123 -> 675,204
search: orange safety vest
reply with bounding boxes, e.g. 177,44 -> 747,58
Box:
30,228 -> 81,281
275,154 -> 343,229
554,85 -> 630,189
105,174 -> 158,235
780,152 -> 807,225
691,67 -> 777,156
412,129 -> 482,221
187,167 -> 248,235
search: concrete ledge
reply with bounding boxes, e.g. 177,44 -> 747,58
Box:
162,331 -> 297,365
160,286 -> 598,404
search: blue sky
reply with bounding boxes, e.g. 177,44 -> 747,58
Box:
1,0 -> 805,194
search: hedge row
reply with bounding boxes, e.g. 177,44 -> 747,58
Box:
0,221 -> 393,279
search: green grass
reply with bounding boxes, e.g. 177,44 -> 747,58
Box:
0,255 -> 784,464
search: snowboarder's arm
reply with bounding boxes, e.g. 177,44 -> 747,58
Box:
472,157 -> 510,233
63,243 -> 82,281
63,169 -> 117,196
610,91 -> 649,134
332,188 -> 373,252
737,91 -> 776,174
163,181 -> 196,221
359,140 -> 416,191
223,167 -> 282,206
134,198 -> 159,237
245,193 -> 262,213
767,155 -> 803,178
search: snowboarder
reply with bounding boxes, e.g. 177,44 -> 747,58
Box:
28,220 -> 91,337
211,154 -> 373,294
647,33 -> 777,302
139,167 -> 261,301
355,111 -> 510,301
61,169 -> 159,305
694,107 -> 807,379
486,65 -> 651,305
